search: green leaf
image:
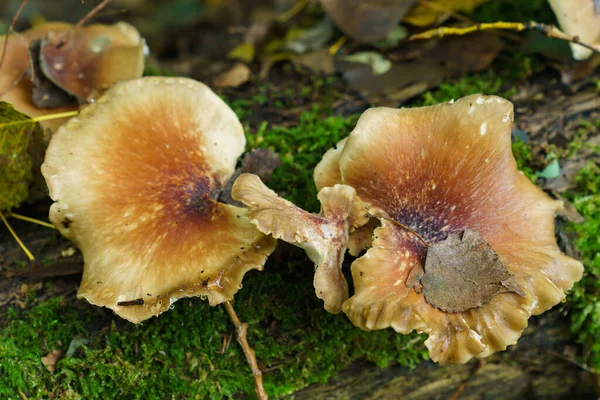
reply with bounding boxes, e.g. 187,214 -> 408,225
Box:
537,159 -> 560,179
0,101 -> 44,210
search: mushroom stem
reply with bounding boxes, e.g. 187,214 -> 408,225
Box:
223,301 -> 268,400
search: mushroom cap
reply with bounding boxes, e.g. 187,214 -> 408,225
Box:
0,23 -> 74,132
232,173 -> 368,313
317,94 -> 583,363
548,0 -> 600,60
42,77 -> 276,323
0,22 -> 145,133
40,22 -> 145,101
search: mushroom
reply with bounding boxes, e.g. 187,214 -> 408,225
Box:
0,21 -> 144,133
317,94 -> 584,363
232,173 -> 368,313
548,0 -> 600,60
41,77 -> 277,323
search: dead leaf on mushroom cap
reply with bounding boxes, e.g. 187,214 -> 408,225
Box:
314,94 -> 583,363
319,0 -> 417,42
232,173 -> 368,313
41,77 -> 276,323
421,229 -> 525,313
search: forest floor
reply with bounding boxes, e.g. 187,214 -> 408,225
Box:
1,0 -> 600,399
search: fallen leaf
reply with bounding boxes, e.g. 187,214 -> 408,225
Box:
320,0 -> 417,42
0,102 -> 44,210
372,26 -> 409,49
537,159 -> 561,179
338,32 -> 502,104
403,0 -> 489,27
219,149 -> 282,206
282,18 -> 335,54
421,229 -> 525,313
294,48 -> 335,74
66,337 -> 89,357
228,42 -> 256,62
341,52 -> 392,75
213,63 -> 252,88
41,349 -> 62,373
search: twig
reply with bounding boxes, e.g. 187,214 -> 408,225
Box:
409,21 -> 600,57
223,301 -> 268,400
450,359 -> 486,400
9,212 -> 55,229
56,0 -> 113,46
73,0 -> 113,31
0,0 -> 28,75
277,0 -> 309,23
328,36 -> 347,56
0,209 -> 35,261
385,218 -> 429,247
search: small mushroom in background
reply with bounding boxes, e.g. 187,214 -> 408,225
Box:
548,0 -> 600,60
232,173 -> 368,313
320,94 -> 583,363
41,77 -> 277,324
0,21 -> 145,134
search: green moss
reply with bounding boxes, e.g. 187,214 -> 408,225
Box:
564,162 -> 600,371
1,61 -> 595,398
0,102 -> 43,211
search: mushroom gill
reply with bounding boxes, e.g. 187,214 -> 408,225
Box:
42,77 -> 276,323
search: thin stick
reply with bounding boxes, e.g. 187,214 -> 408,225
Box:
56,0 -> 113,46
223,301 -> 268,400
0,209 -> 35,261
9,213 -> 55,229
0,110 -> 80,129
385,218 -> 429,247
0,0 -> 28,75
409,21 -> 600,56
277,0 -> 309,23
72,0 -> 113,31
328,36 -> 347,56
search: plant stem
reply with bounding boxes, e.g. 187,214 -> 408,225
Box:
223,301 -> 268,400
0,210 -> 34,261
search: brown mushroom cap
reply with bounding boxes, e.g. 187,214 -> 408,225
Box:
0,23 -> 74,132
316,94 -> 583,363
42,77 -> 276,323
548,0 -> 600,60
0,22 -> 144,133
232,173 -> 368,313
40,22 -> 145,102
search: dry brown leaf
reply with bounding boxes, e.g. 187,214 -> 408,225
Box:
421,229 -> 525,313
41,349 -> 62,373
213,63 -> 252,88
320,0 -> 417,42
337,32 -> 502,104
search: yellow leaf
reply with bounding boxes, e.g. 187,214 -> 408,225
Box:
404,0 -> 489,27
228,42 -> 256,63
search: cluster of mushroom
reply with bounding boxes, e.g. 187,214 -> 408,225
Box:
0,21 -> 145,134
42,74 -> 583,363
232,94 -> 584,363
